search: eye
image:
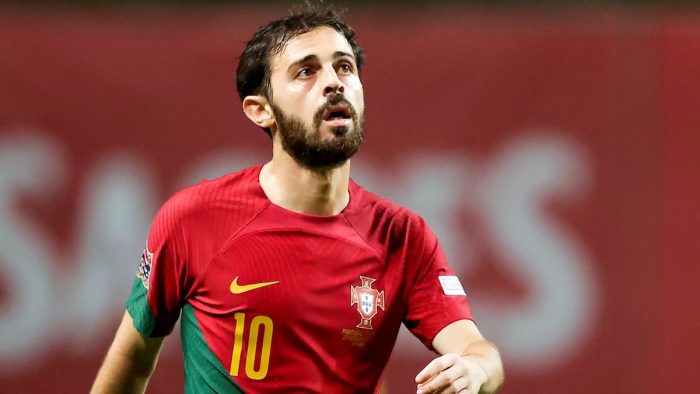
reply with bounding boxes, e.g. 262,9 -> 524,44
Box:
295,67 -> 314,79
337,63 -> 353,75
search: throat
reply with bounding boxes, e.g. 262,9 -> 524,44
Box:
259,160 -> 350,216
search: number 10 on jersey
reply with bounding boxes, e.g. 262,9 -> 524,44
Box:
230,312 -> 274,380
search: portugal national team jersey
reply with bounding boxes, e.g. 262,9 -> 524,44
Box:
126,164 -> 472,393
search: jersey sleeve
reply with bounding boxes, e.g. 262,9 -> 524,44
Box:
125,197 -> 190,337
403,223 -> 473,350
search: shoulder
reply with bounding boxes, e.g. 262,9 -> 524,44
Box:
153,164 -> 268,233
347,180 -> 430,239
165,164 -> 264,212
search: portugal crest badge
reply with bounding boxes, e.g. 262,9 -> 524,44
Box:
350,276 -> 385,329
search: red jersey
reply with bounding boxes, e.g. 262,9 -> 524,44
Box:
126,164 -> 472,393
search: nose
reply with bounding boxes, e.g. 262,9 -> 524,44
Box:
322,66 -> 345,96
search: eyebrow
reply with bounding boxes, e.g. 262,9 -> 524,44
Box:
287,51 -> 356,73
333,51 -> 355,61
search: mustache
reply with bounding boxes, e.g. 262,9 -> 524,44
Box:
314,93 -> 357,123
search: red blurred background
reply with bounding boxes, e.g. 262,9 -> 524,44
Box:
0,5 -> 698,393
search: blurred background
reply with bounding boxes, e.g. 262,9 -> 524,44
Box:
1,0 -> 699,393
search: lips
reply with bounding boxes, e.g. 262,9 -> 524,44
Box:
323,104 -> 352,121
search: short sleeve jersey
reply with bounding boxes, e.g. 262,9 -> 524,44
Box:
126,164 -> 472,393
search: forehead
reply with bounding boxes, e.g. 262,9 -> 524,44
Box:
271,26 -> 354,69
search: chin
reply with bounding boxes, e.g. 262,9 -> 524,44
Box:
316,125 -> 349,140
330,126 -> 350,136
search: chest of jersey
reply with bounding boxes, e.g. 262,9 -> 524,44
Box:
187,224 -> 407,392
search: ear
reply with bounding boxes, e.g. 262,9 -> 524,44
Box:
242,95 -> 275,129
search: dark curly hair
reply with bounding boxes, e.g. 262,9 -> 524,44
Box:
236,2 -> 365,136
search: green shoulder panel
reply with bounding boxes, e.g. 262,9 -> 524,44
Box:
124,277 -> 157,336
181,304 -> 245,394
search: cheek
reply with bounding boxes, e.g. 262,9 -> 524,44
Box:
349,81 -> 364,111
285,81 -> 310,95
274,85 -> 313,113
344,76 -> 363,93
286,84 -> 320,112
271,73 -> 311,101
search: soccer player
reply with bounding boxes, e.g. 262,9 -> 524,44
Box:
92,4 -> 504,394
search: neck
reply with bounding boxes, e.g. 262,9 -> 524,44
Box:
259,143 -> 351,216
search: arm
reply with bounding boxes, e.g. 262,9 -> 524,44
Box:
91,311 -> 164,394
415,319 -> 504,394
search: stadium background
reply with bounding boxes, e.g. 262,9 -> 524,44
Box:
1,1 -> 699,393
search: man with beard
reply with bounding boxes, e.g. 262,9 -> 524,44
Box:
92,4 -> 503,394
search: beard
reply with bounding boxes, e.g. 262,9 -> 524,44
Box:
270,93 -> 364,169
